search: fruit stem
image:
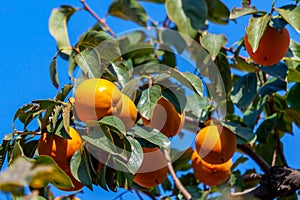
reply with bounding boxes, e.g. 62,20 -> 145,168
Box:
163,149 -> 192,200
79,0 -> 116,37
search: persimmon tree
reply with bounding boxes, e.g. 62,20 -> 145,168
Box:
1,0 -> 300,199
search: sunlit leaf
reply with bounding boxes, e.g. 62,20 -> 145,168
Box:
246,14 -> 271,53
108,0 -> 148,26
200,32 -> 228,60
127,126 -> 170,149
34,156 -> 73,189
99,116 -> 127,136
165,0 -> 197,38
137,85 -> 162,120
286,59 -> 300,82
49,6 -> 76,55
126,137 -> 143,174
230,5 -> 265,19
276,5 -> 300,33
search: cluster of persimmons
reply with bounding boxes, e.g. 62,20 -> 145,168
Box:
37,24 -> 290,192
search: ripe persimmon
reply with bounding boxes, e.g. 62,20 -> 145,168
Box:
142,98 -> 185,138
195,125 -> 236,164
38,127 -> 82,167
244,26 -> 290,66
119,94 -> 137,130
38,127 -> 84,191
134,148 -> 168,188
74,78 -> 122,122
191,151 -> 232,186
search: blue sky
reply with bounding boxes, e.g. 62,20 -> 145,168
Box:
1,0 -> 300,199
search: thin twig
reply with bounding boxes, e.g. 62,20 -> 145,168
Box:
222,46 -> 248,62
79,0 -> 116,37
163,149 -> 192,200
237,144 -> 271,174
135,190 -> 143,200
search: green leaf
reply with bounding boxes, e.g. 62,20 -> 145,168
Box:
0,138 -> 10,171
255,113 -> 277,143
231,72 -> 257,109
13,103 -> 46,130
258,78 -> 287,97
276,5 -> 300,33
165,0 -> 197,38
49,6 -> 76,55
286,59 -> 300,82
231,57 -> 256,72
9,142 -> 24,164
159,67 -> 203,97
34,156 -> 73,189
108,0 -> 148,26
230,5 -> 265,19
137,85 -> 162,120
231,156 -> 248,170
121,77 -> 141,99
23,140 -> 38,158
255,134 -> 277,165
289,39 -> 300,61
205,0 -> 230,24
83,126 -> 127,160
49,58 -> 59,89
229,171 -> 244,190
287,83 -> 300,109
74,49 -> 102,79
181,0 -> 208,30
185,94 -> 210,121
223,122 -> 256,144
99,116 -> 127,136
285,108 -> 300,128
171,147 -> 193,171
243,97 -> 266,127
110,63 -> 130,88
70,149 -> 93,189
55,83 -> 73,101
259,63 -> 288,81
200,32 -> 228,60
126,137 -> 143,174
215,50 -> 232,94
127,126 -> 170,149
159,29 -> 186,54
246,14 -> 271,53
77,30 -> 111,49
162,87 -> 186,114
112,158 -> 134,188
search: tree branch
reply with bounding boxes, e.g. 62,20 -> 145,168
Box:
237,144 -> 271,174
79,0 -> 116,37
163,149 -> 192,200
